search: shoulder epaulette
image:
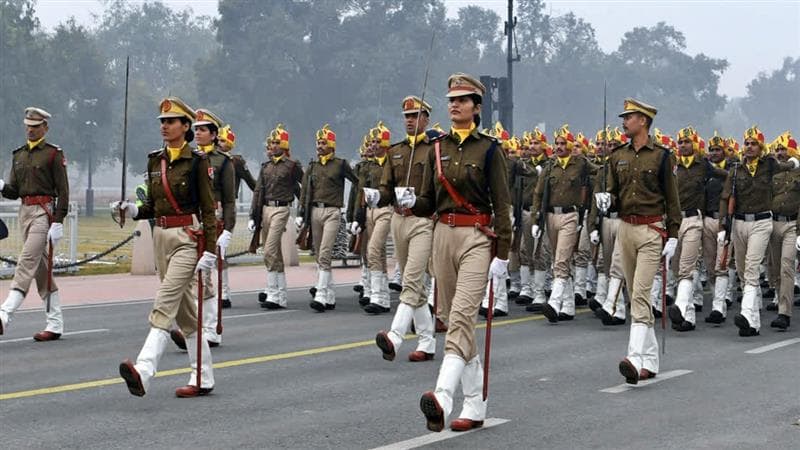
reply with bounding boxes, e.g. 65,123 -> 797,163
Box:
44,142 -> 62,151
12,144 -> 26,153
609,142 -> 627,153
429,131 -> 449,142
191,149 -> 208,159
478,131 -> 498,142
148,148 -> 164,157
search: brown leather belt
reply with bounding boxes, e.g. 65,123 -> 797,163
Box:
439,212 -> 492,227
22,195 -> 54,206
621,215 -> 662,225
155,214 -> 194,228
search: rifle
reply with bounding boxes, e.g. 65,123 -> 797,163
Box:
403,31 -> 435,187
510,161 -> 523,251
719,163 -> 738,268
572,159 -> 589,253
592,82 -> 608,269
349,193 -> 366,254
113,56 -> 130,228
296,165 -> 314,251
533,160 -> 553,257
248,180 -> 265,253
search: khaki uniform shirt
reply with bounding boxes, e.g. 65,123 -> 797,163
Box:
250,157 -> 303,221
355,158 -> 391,208
380,136 -> 435,207
676,157 -> 727,213
137,143 -> 217,250
531,154 -> 596,213
605,136 -> 682,238
207,146 -> 236,232
704,159 -> 735,215
770,167 -> 800,217
2,140 -> 70,222
720,156 -> 798,217
299,156 -> 358,213
231,154 -> 257,195
347,158 -> 370,223
414,129 -> 513,259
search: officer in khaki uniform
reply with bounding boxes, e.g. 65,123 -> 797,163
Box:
113,97 -> 218,397
371,96 -> 437,363
596,98 -> 681,385
298,124 -> 358,312
509,131 -> 541,307
217,125 -> 255,308
702,133 -> 736,324
718,126 -> 799,336
531,125 -> 596,323
666,127 -> 728,331
764,132 -> 799,330
249,124 -> 303,310
588,127 -> 629,326
405,73 -> 512,433
353,122 -> 394,314
571,133 -> 596,307
0,107 -> 69,341
348,135 -> 372,304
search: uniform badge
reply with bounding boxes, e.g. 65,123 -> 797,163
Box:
208,167 -> 215,179
440,155 -> 451,161
392,154 -> 403,159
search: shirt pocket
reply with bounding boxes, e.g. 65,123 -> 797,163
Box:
463,159 -> 486,192
641,168 -> 660,192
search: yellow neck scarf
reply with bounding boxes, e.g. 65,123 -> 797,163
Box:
681,155 -> 694,168
272,155 -> 284,163
27,137 -> 45,150
375,154 -> 387,166
745,158 -> 758,176
198,144 -> 214,153
319,152 -> 334,166
714,159 -> 726,170
451,123 -> 476,143
407,133 -> 426,147
557,155 -> 571,169
531,154 -> 545,164
167,142 -> 187,162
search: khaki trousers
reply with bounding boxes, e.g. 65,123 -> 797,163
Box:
261,206 -> 290,272
768,220 -> 796,317
366,206 -> 393,272
573,217 -> 591,268
519,210 -> 533,267
432,223 -> 491,361
598,217 -> 624,279
618,221 -> 664,327
10,204 -> 58,297
671,214 -> 703,281
702,216 -> 728,282
546,211 -> 578,279
392,213 -> 434,308
732,218 -> 772,288
311,206 -> 341,270
150,226 -> 200,336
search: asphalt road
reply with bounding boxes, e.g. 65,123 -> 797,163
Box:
1,284 -> 798,449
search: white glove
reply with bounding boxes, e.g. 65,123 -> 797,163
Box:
788,157 -> 799,169
535,165 -> 542,175
576,224 -> 583,234
349,221 -> 362,236
511,215 -> 516,229
397,189 -> 416,209
247,219 -> 256,233
195,251 -> 216,273
795,235 -> 800,251
488,257 -> 509,281
110,200 -> 138,219
216,230 -> 232,259
531,224 -> 542,239
661,237 -> 678,264
363,188 -> 381,208
717,230 -> 726,245
0,179 -> 4,191
294,216 -> 304,229
590,230 -> 600,245
47,222 -> 63,246
595,192 -> 611,214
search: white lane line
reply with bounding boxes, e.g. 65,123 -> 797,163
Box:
0,328 -> 110,344
600,369 -> 693,394
370,418 -> 510,450
744,338 -> 800,354
224,310 -> 297,320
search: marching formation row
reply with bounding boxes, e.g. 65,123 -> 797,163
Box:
1,71 -> 798,434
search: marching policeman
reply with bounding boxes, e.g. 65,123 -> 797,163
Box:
0,107 -> 69,341
407,73 -> 512,432
348,135 -> 372,304
596,99 -> 681,385
113,97 -> 218,397
249,124 -> 303,309
298,124 -> 358,312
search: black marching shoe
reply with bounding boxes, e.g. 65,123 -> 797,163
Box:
526,302 -> 543,313
694,305 -> 703,313
652,307 -> 663,319
673,321 -> 696,332
508,290 -> 519,299
515,295 -> 532,305
666,295 -> 675,306
262,301 -> 284,310
765,302 -> 778,312
221,298 -> 232,309
762,288 -> 775,299
770,314 -> 790,330
478,306 -> 488,317
364,303 -> 390,315
359,296 -> 371,307
353,284 -> 364,294
541,304 -> 559,323
602,316 -> 626,326
574,294 -> 587,308
558,312 -> 574,321
309,287 -> 317,297
587,290 -> 595,299
704,310 -> 725,324
388,281 -> 403,292
257,292 -> 267,304
667,305 -> 685,326
493,309 -> 508,317
734,314 -> 759,337
588,298 -> 603,312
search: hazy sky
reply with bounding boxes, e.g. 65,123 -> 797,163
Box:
33,0 -> 800,98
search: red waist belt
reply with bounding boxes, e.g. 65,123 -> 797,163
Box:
155,214 -> 194,228
439,212 -> 492,227
22,195 -> 54,206
620,215 -> 662,225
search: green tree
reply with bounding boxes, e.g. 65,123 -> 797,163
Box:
741,57 -> 800,138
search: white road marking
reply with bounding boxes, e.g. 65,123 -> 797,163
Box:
0,328 -> 110,344
224,310 -> 297,320
744,338 -> 800,354
600,369 -> 693,394
370,418 -> 510,450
